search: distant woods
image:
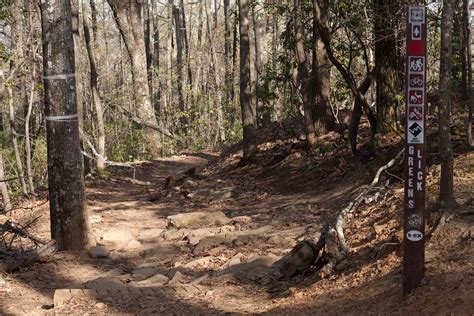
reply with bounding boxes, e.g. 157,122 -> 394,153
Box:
0,0 -> 472,197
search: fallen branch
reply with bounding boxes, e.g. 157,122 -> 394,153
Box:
277,148 -> 404,279
0,240 -> 57,273
1,218 -> 47,247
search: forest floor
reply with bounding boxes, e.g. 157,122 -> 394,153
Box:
0,120 -> 473,315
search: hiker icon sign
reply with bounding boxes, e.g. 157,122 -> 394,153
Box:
409,57 -> 424,73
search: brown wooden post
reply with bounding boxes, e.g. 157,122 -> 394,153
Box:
403,5 -> 427,295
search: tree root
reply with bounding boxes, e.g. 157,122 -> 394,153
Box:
277,149 -> 404,279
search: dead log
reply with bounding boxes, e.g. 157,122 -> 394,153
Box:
0,240 -> 57,273
277,149 -> 404,279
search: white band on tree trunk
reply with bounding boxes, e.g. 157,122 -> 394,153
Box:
43,73 -> 76,80
45,114 -> 78,121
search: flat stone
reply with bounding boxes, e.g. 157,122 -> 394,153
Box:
88,246 -> 109,258
147,274 -> 169,285
169,271 -> 187,284
137,228 -> 165,240
220,253 -> 245,270
131,267 -> 159,281
162,229 -> 188,241
104,268 -> 126,278
102,227 -> 136,243
222,254 -> 280,281
209,187 -> 235,201
84,277 -> 126,291
184,256 -> 218,269
193,233 -> 236,255
167,211 -> 230,229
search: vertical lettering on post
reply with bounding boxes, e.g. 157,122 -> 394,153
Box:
404,5 -> 427,295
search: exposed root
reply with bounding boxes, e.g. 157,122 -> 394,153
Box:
278,149 -> 404,279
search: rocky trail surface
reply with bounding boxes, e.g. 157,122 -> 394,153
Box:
1,143 -> 473,315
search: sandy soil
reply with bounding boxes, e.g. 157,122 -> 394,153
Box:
0,139 -> 473,315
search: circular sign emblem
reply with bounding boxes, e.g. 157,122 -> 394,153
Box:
406,230 -> 423,241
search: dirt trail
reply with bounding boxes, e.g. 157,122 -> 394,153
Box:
1,148 -> 473,315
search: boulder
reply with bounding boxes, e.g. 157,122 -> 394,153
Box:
131,267 -> 160,281
84,277 -> 126,291
193,233 -> 236,255
88,246 -> 109,258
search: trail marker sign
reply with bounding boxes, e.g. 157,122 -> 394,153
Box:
404,5 -> 426,295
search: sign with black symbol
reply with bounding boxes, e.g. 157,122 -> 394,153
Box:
408,122 -> 424,143
410,8 -> 425,23
409,74 -> 424,88
412,24 -> 421,40
408,106 -> 423,121
408,90 -> 424,105
409,57 -> 424,73
407,214 -> 423,229
406,230 -> 423,242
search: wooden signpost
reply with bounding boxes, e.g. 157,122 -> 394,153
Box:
404,5 -> 427,295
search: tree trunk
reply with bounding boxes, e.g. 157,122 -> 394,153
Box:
205,0 -> 226,142
83,0 -> 106,170
0,153 -> 11,212
39,0 -> 89,250
107,0 -> 162,156
90,0 -> 98,47
312,0 -> 334,134
438,0 -> 456,207
224,0 -> 232,109
144,0 -> 153,102
294,0 -> 317,148
166,0 -> 174,114
252,2 -> 271,128
7,85 -> 28,195
24,63 -> 36,193
151,0 -> 161,116
374,0 -> 400,135
9,0 -> 28,195
180,0 -> 192,87
239,0 -> 257,161
461,0 -> 473,147
173,3 -> 185,112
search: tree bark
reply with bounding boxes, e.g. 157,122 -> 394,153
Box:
0,153 -> 11,212
24,63 -> 36,193
461,0 -> 473,147
205,0 -> 226,142
252,2 -> 271,128
83,0 -> 106,170
107,0 -> 162,156
39,0 -> 89,250
224,0 -> 232,109
438,0 -> 456,207
144,0 -> 153,101
294,0 -> 317,148
374,0 -> 400,135
173,3 -> 185,112
239,0 -> 257,161
151,0 -> 161,116
312,0 -> 334,134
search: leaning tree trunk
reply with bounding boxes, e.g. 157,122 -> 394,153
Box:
107,0 -> 162,156
39,0 -> 89,250
0,153 -> 11,212
83,0 -> 106,170
24,63 -> 36,193
438,0 -> 456,207
239,0 -> 257,162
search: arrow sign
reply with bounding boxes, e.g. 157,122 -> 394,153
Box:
412,24 -> 421,40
